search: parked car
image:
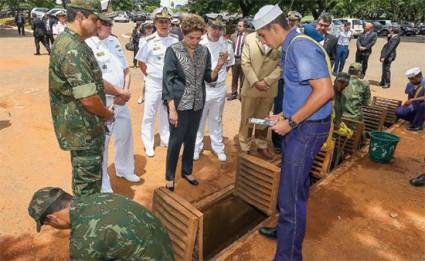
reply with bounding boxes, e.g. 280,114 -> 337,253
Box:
46,8 -> 66,17
400,22 -> 417,36
30,7 -> 48,19
329,19 -> 343,37
114,13 -> 130,23
371,20 -> 395,36
334,18 -> 364,37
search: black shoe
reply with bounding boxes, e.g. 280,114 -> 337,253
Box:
34,52 -> 41,55
165,181 -> 175,191
182,175 -> 199,186
382,84 -> 390,89
407,126 -> 423,131
410,174 -> 425,187
259,226 -> 277,239
227,95 -> 237,101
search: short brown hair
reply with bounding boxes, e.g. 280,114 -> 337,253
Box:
181,14 -> 206,35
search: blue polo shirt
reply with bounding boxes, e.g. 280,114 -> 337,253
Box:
281,28 -> 332,121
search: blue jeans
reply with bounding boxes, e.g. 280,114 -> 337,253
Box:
272,79 -> 284,151
334,45 -> 349,74
395,103 -> 425,128
275,120 -> 330,261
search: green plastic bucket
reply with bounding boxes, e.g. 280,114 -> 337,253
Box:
368,131 -> 400,163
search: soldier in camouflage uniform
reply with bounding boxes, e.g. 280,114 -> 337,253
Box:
342,62 -> 371,121
49,0 -> 114,197
28,187 -> 174,260
333,72 -> 350,128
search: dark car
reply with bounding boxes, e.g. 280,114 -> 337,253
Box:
400,22 -> 417,36
371,20 -> 393,36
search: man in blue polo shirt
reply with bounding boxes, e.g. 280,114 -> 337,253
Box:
252,5 -> 334,261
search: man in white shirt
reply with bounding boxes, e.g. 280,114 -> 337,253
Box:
53,11 -> 67,37
135,7 -> 179,157
194,15 -> 235,161
228,19 -> 248,100
334,22 -> 352,74
86,13 -> 139,192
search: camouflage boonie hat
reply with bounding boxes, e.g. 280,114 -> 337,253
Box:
68,0 -> 101,13
28,187 -> 68,232
336,72 -> 351,82
349,62 -> 362,73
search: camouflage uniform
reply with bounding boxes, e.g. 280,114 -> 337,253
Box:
70,193 -> 174,260
49,25 -> 106,197
342,77 -> 371,120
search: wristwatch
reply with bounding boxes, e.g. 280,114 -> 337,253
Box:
288,116 -> 298,129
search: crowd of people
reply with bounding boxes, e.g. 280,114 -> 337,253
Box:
24,0 -> 424,260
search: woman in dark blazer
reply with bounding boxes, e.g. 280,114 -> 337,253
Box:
162,14 -> 228,191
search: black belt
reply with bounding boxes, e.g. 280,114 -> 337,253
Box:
235,55 -> 241,58
305,115 -> 331,123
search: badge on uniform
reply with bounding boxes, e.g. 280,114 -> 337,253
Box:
97,51 -> 105,57
102,64 -> 108,70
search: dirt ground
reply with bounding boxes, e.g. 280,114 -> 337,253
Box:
0,23 -> 424,260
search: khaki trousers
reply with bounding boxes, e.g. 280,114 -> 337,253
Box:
238,96 -> 274,152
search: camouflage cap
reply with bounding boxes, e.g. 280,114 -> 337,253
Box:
68,0 -> 101,13
97,12 -> 113,23
287,11 -> 302,21
28,187 -> 68,232
152,7 -> 172,19
336,72 -> 351,82
349,62 -> 362,73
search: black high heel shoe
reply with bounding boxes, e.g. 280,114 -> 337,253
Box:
182,175 -> 199,186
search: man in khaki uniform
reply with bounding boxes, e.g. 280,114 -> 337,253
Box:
239,32 -> 282,159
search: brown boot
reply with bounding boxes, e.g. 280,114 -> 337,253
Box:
257,148 -> 273,160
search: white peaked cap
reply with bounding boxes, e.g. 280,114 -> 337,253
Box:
405,67 -> 421,78
252,5 -> 283,30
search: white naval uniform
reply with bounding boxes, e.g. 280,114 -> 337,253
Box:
52,22 -> 66,36
195,35 -> 235,156
86,35 -> 135,192
135,32 -> 178,153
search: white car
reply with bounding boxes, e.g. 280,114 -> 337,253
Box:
30,7 -> 48,19
113,14 -> 130,23
334,18 -> 364,37
46,8 -> 66,17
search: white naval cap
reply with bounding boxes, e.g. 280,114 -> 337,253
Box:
252,4 -> 283,30
405,67 -> 421,78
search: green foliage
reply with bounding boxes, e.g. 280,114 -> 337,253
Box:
185,0 -> 424,22
111,0 -> 133,11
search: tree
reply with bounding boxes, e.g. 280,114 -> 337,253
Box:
112,0 -> 133,11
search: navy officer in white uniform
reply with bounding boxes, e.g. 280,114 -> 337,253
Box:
86,13 -> 139,192
135,7 -> 179,157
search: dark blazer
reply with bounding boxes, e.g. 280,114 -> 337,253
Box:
356,31 -> 378,55
323,33 -> 337,61
380,34 -> 400,62
31,17 -> 46,37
